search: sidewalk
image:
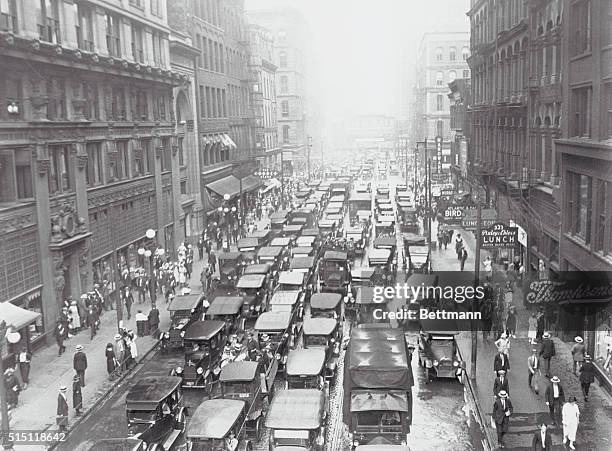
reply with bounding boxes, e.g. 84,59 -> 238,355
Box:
8,255 -> 212,440
432,223 -> 612,450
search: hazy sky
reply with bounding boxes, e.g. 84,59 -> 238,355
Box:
246,0 -> 470,120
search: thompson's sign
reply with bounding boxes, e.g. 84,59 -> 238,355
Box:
524,272 -> 612,305
479,223 -> 518,248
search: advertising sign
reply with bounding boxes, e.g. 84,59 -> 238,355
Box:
523,271 -> 612,305
443,206 -> 464,225
461,208 -> 496,230
479,223 -> 518,248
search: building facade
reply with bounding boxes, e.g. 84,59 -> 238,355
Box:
247,7 -> 309,178
247,23 -> 280,170
0,0 -> 182,355
448,78 -> 472,190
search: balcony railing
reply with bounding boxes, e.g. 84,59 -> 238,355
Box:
38,18 -> 61,44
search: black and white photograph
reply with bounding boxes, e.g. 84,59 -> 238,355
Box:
0,0 -> 611,450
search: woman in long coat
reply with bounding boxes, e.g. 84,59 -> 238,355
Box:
72,374 -> 83,415
105,343 -> 116,375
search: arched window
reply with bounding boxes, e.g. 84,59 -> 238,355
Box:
280,75 -> 288,93
449,47 -> 457,61
449,70 -> 457,82
436,71 -> 443,86
279,51 -> 287,68
462,47 -> 469,61
435,47 -> 443,61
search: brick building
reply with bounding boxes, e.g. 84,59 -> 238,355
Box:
0,0 -> 182,355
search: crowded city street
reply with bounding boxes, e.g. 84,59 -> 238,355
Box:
1,1 -> 612,451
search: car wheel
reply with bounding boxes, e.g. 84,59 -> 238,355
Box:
255,417 -> 262,441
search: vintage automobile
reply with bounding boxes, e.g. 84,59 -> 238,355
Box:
318,219 -> 337,237
270,236 -> 295,249
376,183 -> 390,195
399,274 -> 440,327
356,210 -> 372,225
353,286 -> 389,326
349,193 -> 373,220
216,252 -> 245,287
403,233 -> 427,248
310,293 -> 343,320
206,296 -> 246,337
318,250 -> 350,296
375,220 -> 395,238
295,189 -> 312,200
303,317 -> 341,383
186,399 -> 253,450
417,319 -> 464,383
296,234 -> 319,250
270,210 -> 292,235
243,262 -> 276,292
292,206 -> 317,228
292,246 -> 317,259
282,224 -> 304,239
368,249 -> 396,286
302,227 -> 321,239
220,361 -> 275,429
174,320 -> 227,388
289,256 -> 317,290
257,245 -> 287,272
254,311 -> 293,372
166,293 -> 207,349
285,348 -> 326,390
84,438 -> 146,451
406,244 -> 430,274
125,376 -> 187,450
265,389 -> 326,451
397,203 -> 419,234
345,226 -> 368,258
373,236 -> 396,251
275,272 -> 307,320
236,274 -> 268,318
237,237 -> 261,265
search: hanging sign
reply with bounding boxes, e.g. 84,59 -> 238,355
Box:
479,223 -> 519,248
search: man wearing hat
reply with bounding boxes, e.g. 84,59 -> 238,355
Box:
56,386 -> 69,431
247,333 -> 261,361
579,354 -> 596,401
527,348 -> 540,390
494,349 -> 510,374
544,376 -> 565,425
17,347 -> 32,389
492,390 -> 513,448
73,344 -> 88,387
531,422 -> 552,450
493,369 -> 510,397
571,336 -> 585,376
539,332 -> 556,378
72,374 -> 83,416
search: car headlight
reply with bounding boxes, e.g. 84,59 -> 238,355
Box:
176,366 -> 183,374
330,337 -> 336,343
197,367 -> 204,374
180,331 -> 185,337
453,361 -> 459,367
433,360 -> 439,366
275,353 -> 281,360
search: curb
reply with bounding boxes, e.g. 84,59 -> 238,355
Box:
47,338 -> 161,450
457,344 -> 496,451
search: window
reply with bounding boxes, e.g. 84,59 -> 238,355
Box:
463,69 -> 470,79
0,0 -> 18,33
15,149 -> 33,199
436,120 -> 443,137
281,100 -> 289,117
594,180 -> 610,252
202,37 -> 208,70
111,86 -> 126,120
449,47 -> 457,61
570,0 -> 591,56
220,44 -> 224,73
75,2 -> 94,51
206,87 -> 212,117
571,86 -> 592,137
142,139 -> 153,174
161,138 -> 171,172
178,137 -> 185,166
150,0 -> 161,18
180,181 -> 187,194
606,84 -> 612,138
105,12 -> 121,57
48,145 -> 72,194
152,31 -> 165,67
38,0 -> 60,43
2,76 -> 22,120
449,70 -> 457,82
222,89 -> 226,117
436,71 -> 443,86
116,140 -> 129,179
435,47 -> 443,61
208,39 -> 214,70
280,75 -> 288,94
133,88 -> 148,120
436,94 -> 443,111
195,34 -> 202,68
86,142 -> 103,186
462,47 -> 469,61
279,51 -> 287,68
133,141 -> 144,176
82,81 -> 99,120
46,77 -> 66,120
131,22 -> 144,63
569,172 -> 592,243
282,125 -> 290,144
129,0 -> 142,7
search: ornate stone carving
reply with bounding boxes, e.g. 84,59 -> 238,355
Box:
79,241 -> 89,289
52,253 -> 67,304
76,154 -> 88,169
31,95 -> 48,121
71,98 -> 88,120
50,203 -> 83,241
171,145 -> 179,156
155,146 -> 164,158
37,158 -> 50,175
0,211 -> 36,233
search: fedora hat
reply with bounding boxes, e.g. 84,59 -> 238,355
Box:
550,376 -> 560,383
543,332 -> 551,338
59,386 -> 67,392
498,390 -> 508,398
73,374 -> 80,382
76,344 -> 83,351
585,354 -> 592,360
575,336 -> 583,343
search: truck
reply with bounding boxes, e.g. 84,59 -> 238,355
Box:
343,328 -> 414,448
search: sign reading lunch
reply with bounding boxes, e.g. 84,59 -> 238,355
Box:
480,223 -> 518,248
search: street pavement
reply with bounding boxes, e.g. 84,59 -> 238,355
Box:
431,225 -> 612,450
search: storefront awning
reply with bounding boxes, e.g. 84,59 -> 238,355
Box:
206,175 -> 242,199
242,175 -> 264,192
0,302 -> 41,330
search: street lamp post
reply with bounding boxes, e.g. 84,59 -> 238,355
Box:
0,321 -> 14,450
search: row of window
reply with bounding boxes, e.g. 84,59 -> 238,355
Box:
435,46 -> 469,62
198,85 -> 226,118
434,70 -> 469,86
570,84 -> 612,140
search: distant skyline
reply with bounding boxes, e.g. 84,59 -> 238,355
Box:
245,0 -> 470,120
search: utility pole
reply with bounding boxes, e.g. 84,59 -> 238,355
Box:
471,201 -> 482,379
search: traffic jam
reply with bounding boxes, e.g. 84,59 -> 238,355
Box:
65,157 -> 473,451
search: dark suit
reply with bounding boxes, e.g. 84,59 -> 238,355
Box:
56,393 -> 69,430
532,430 -> 552,450
493,376 -> 510,397
492,397 -> 513,446
539,338 -> 556,376
579,361 -> 596,398
544,383 -> 565,424
73,351 -> 88,387
494,353 -> 510,373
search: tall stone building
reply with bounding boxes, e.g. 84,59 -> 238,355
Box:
0,0 -> 182,355
246,7 -> 310,177
412,32 -> 470,175
247,23 -> 280,170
